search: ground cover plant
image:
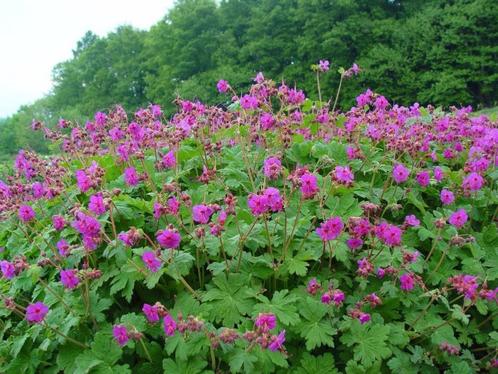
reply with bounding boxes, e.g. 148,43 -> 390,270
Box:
0,64 -> 497,373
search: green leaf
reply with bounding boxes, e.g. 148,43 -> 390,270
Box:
162,358 -> 210,374
74,351 -> 103,374
341,322 -> 392,368
202,274 -> 254,327
254,290 -> 300,326
294,353 -> 338,374
229,349 -> 258,373
91,330 -> 122,365
297,298 -> 336,350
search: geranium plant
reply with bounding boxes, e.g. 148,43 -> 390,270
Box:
0,63 -> 497,373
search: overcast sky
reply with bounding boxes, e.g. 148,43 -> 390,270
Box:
0,0 -> 175,118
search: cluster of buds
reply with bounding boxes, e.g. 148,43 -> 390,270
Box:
243,313 -> 286,353
439,342 -> 460,356
449,235 -> 475,247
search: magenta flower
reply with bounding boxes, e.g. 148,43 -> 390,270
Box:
72,211 -> 101,250
162,150 -> 176,169
263,157 -> 282,180
124,167 -> 139,187
449,274 -> 479,300
399,273 -> 415,291
306,278 -> 320,295
255,313 -> 276,332
88,193 -> 107,215
440,189 -> 455,205
163,315 -> 177,336
333,166 -> 354,185
358,312 -> 371,324
52,215 -> 66,231
113,324 -> 129,346
142,251 -> 162,272
18,205 -> 35,222
374,96 -> 389,110
462,172 -> 484,192
260,112 -> 276,130
142,303 -> 160,323
32,182 -> 45,199
357,257 -> 373,277
75,170 -> 93,192
392,163 -> 410,184
167,197 -> 180,215
316,216 -> 343,241
109,127 -> 125,141
331,290 -> 345,306
375,222 -> 402,247
287,88 -> 305,105
404,215 -> 420,227
26,302 -> 49,323
57,239 -> 71,257
0,260 -> 15,279
268,330 -> 286,352
416,171 -> 430,187
318,59 -> 330,72
192,204 -> 214,224
240,95 -> 258,110
156,229 -> 181,249
248,193 -> 269,216
346,238 -> 363,251
448,209 -> 468,229
263,187 -> 283,212
60,269 -> 80,289
434,166 -> 444,182
217,79 -> 229,93
321,291 -> 332,304
300,172 -> 319,199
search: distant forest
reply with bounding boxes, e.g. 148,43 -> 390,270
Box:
0,0 -> 496,158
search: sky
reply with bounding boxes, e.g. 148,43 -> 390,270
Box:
0,0 -> 175,118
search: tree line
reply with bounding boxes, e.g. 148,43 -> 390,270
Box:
1,0 -> 496,158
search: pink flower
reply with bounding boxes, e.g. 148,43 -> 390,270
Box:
217,79 -> 229,93
167,197 -> 180,215
434,167 -> 444,182
163,315 -> 177,336
306,278 -> 321,295
416,171 -> 430,187
260,112 -> 276,130
18,205 -> 35,222
156,229 -> 181,249
162,151 -> 176,169
124,167 -> 139,186
375,222 -> 403,246
113,325 -> 129,346
374,96 -> 389,110
462,172 -> 484,192
392,163 -> 410,184
333,166 -> 354,185
240,95 -> 258,110
268,330 -> 286,351
300,172 -> 319,199
263,157 -> 282,180
118,230 -> 139,247
248,193 -> 269,216
331,290 -> 345,306
287,88 -> 305,105
57,239 -> 70,257
263,187 -> 283,212
404,215 -> 420,227
52,215 -> 66,231
318,59 -> 330,72
255,313 -> 276,332
192,204 -> 214,224
316,216 -> 344,241
358,312 -> 371,324
88,193 -> 107,215
448,274 -> 479,300
440,189 -> 455,205
26,302 -> 49,323
75,170 -> 93,192
142,303 -> 160,323
346,238 -> 363,251
60,269 -> 79,289
32,182 -> 45,199
142,251 -> 162,272
0,260 -> 15,279
448,209 -> 468,229
399,273 -> 415,291
357,257 -> 373,277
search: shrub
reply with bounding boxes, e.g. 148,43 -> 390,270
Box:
0,69 -> 497,373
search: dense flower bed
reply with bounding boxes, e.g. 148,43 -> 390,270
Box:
0,70 -> 497,373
